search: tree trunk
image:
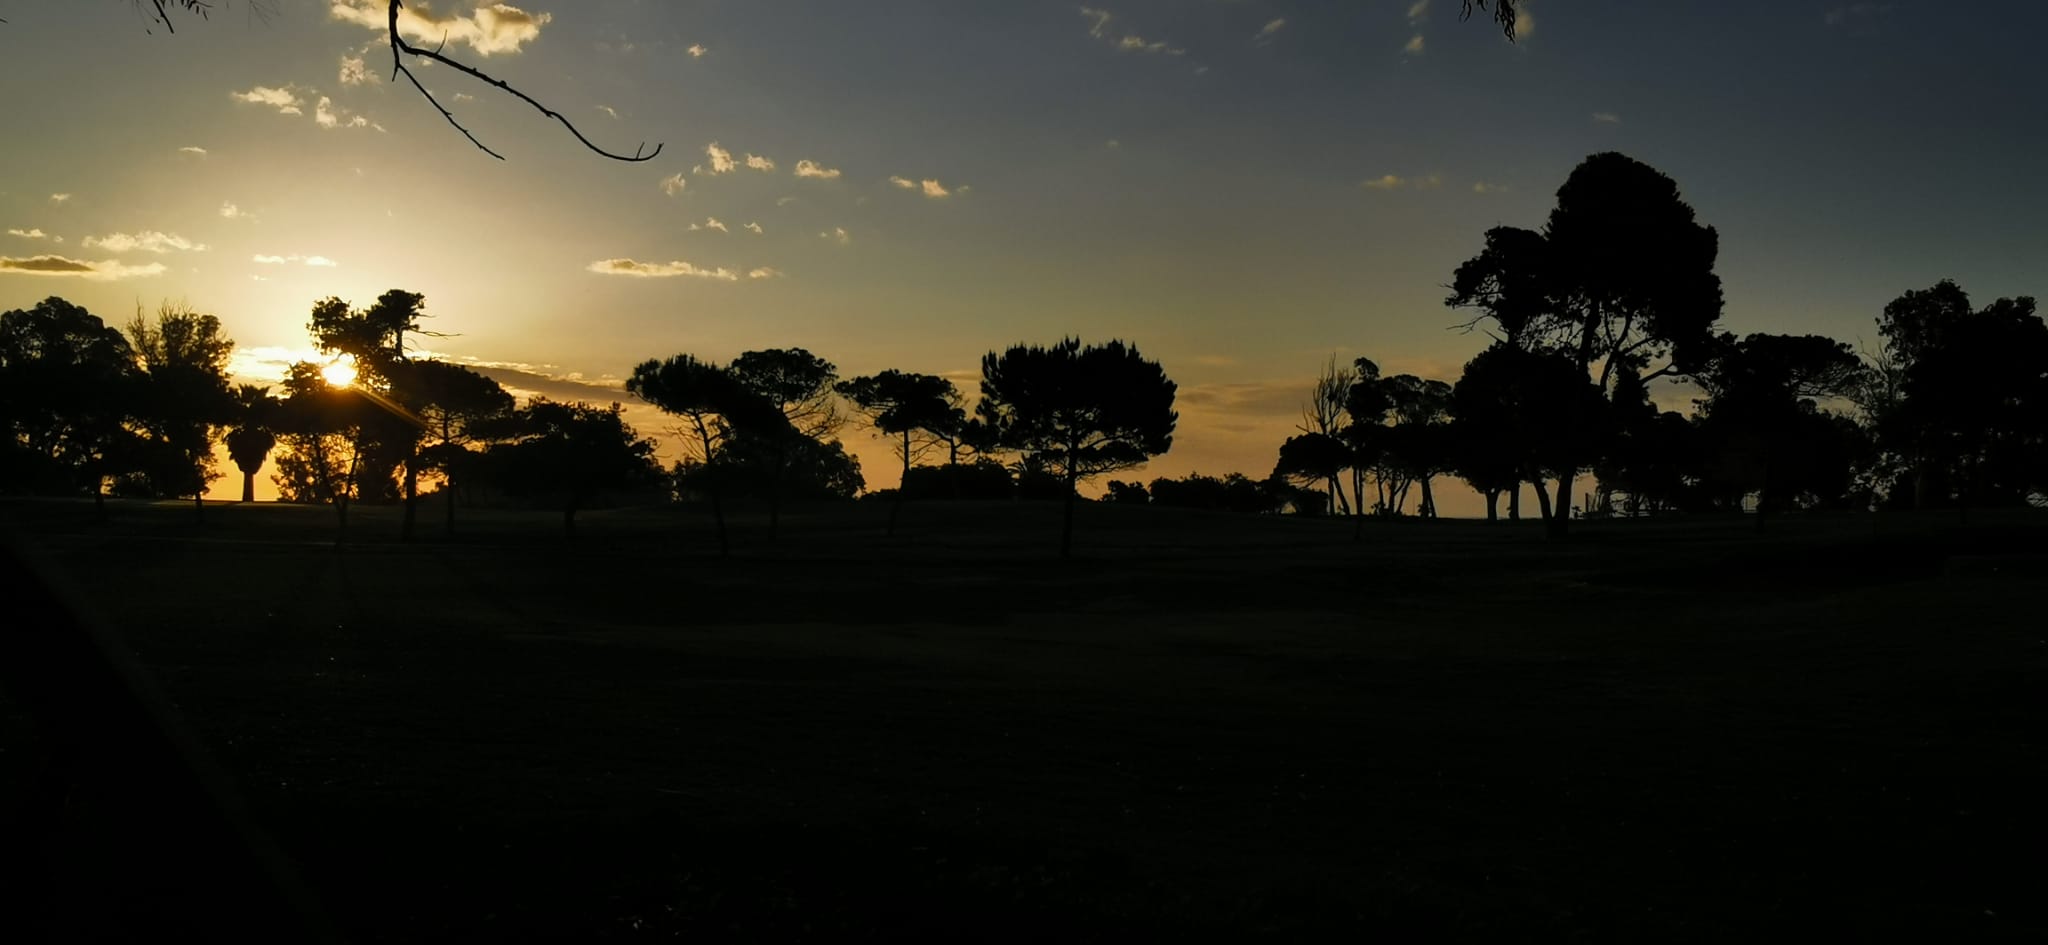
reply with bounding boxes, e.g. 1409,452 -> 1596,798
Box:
1060,469 -> 1078,559
241,470 -> 256,503
193,488 -> 204,524
1549,473 -> 1571,537
1532,477 -> 1554,524
1419,475 -> 1436,519
888,430 -> 909,536
400,453 -> 418,542
1485,490 -> 1500,522
1509,482 -> 1521,521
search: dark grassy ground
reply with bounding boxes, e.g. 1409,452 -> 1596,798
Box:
4,498 -> 2046,942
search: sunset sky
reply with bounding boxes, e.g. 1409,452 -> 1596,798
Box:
3,1 -> 2043,508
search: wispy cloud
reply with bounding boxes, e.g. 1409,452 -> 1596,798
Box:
314,96 -> 373,129
1362,173 -> 1441,190
7,228 -> 49,240
339,53 -> 371,86
744,153 -> 776,172
821,227 -> 851,245
329,0 -> 550,56
1255,17 -> 1287,41
890,176 -> 954,199
1,255 -> 167,281
1593,111 -> 1622,124
586,258 -> 740,280
1080,7 -> 1186,56
1117,35 -> 1185,55
220,201 -> 251,219
794,159 -> 842,180
1080,6 -> 1113,39
253,254 -> 339,267
178,146 -> 209,157
596,104 -> 621,120
747,267 -> 782,280
83,231 -> 207,254
686,43 -> 708,58
704,141 -> 736,174
1404,34 -> 1425,55
49,194 -> 70,204
688,217 -> 730,233
660,173 -> 687,196
232,84 -> 305,115
1471,182 -> 1510,194
743,222 -> 764,235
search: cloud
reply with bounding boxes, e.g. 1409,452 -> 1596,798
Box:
688,217 -> 730,233
253,254 -> 339,267
744,222 -> 764,235
7,228 -> 49,240
596,104 -> 620,120
329,0 -> 551,56
744,153 -> 776,172
821,227 -> 851,245
1106,138 -> 1121,150
1,255 -> 167,280
49,194 -> 70,204
453,92 -> 475,103
704,142 -> 736,174
178,146 -> 209,157
339,53 -> 371,85
1362,174 -> 1426,190
232,84 -> 305,115
1471,182 -> 1509,194
794,159 -> 841,180
83,231 -> 208,254
1409,0 -> 1430,25
747,267 -> 782,280
1593,112 -> 1622,124
1117,35 -> 1185,55
776,196 -> 799,206
686,43 -> 707,58
890,176 -> 953,198
586,258 -> 740,280
314,96 -> 373,129
220,202 -> 251,219
1079,7 -> 1113,39
1404,34 -> 1425,55
660,173 -> 687,196
1255,17 -> 1286,40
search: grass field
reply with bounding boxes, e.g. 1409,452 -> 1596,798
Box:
5,498 -> 2046,942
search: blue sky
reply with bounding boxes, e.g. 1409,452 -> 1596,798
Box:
2,1 -> 2043,506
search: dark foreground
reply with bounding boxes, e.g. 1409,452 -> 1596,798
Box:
4,499 -> 2046,942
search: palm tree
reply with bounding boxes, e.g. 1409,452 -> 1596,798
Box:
224,384 -> 279,503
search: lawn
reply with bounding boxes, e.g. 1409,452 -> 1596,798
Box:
4,498 -> 2045,942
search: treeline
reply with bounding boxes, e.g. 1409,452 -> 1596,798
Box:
1269,153 -> 2047,534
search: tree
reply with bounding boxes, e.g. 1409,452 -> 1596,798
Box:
977,338 -> 1177,557
1380,375 -> 1454,518
1272,433 -> 1350,516
835,370 -> 966,534
223,384 -> 279,503
272,362 -> 381,541
387,359 -> 514,535
627,354 -> 785,555
1694,333 -> 1868,524
729,348 -> 844,539
125,302 -> 236,519
1445,153 -> 1725,535
0,297 -> 144,511
308,290 -> 448,539
1299,355 -> 1359,514
482,399 -> 660,537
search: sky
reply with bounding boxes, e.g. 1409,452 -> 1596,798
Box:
2,1 -> 2045,511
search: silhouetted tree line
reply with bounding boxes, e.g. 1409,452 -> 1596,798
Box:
1270,152 -> 2047,536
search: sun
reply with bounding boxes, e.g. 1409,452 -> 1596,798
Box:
320,355 -> 358,388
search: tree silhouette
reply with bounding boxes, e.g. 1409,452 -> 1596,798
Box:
729,348 -> 844,540
484,399 -> 659,537
1694,333 -> 1867,525
628,354 -> 785,555
308,290 -> 446,538
1273,433 -> 1350,516
387,359 -> 513,535
223,384 -> 279,503
1299,356 -> 1359,514
1447,153 -> 1725,535
0,297 -> 144,512
977,338 -> 1177,557
273,362 -> 379,541
835,370 -> 965,534
124,302 -> 235,519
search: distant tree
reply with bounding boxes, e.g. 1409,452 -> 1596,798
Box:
1380,375 -> 1454,518
835,370 -> 965,533
1694,333 -> 1868,524
0,297 -> 144,511
977,338 -> 1178,557
1105,480 -> 1151,505
628,354 -> 786,555
124,302 -> 236,519
273,362 -> 380,541
483,399 -> 660,537
305,290 -> 442,533
1272,433 -> 1350,516
1299,355 -> 1358,514
223,384 -> 279,503
388,359 -> 514,535
1446,153 -> 1725,535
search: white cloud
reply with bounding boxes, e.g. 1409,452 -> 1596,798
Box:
339,53 -> 371,86
744,153 -> 776,172
747,267 -> 782,280
453,92 -> 476,103
83,231 -> 208,254
252,254 -> 340,267
686,43 -> 708,58
689,217 -> 729,233
1118,35 -> 1185,55
744,222 -> 764,235
704,141 -> 736,174
776,196 -> 799,206
1362,174 -> 1440,191
794,159 -> 841,180
220,202 -> 252,219
1080,7 -> 1113,39
49,194 -> 70,204
1255,18 -> 1287,40
178,146 -> 209,157
7,228 -> 49,240
586,258 -> 740,280
1404,34 -> 1425,55
596,104 -> 621,120
329,0 -> 551,56
314,96 -> 372,129
1471,182 -> 1509,194
1408,0 -> 1430,25
660,173 -> 687,196
232,84 -> 305,115
1593,112 -> 1622,124
890,176 -> 954,199
821,227 -> 851,245
1,255 -> 167,281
